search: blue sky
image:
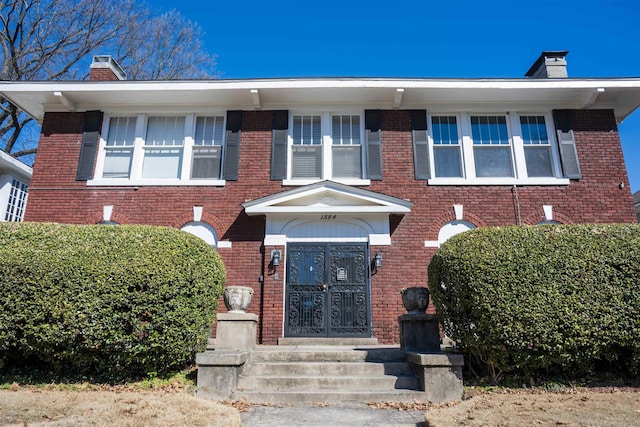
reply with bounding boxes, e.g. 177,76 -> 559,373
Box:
152,0 -> 640,192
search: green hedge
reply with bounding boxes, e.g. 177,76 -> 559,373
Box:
0,223 -> 225,381
428,224 -> 640,381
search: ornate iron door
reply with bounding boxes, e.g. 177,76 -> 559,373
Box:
285,243 -> 371,337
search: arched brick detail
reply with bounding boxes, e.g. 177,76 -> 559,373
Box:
89,211 -> 130,225
523,210 -> 575,225
427,208 -> 487,240
171,210 -> 226,236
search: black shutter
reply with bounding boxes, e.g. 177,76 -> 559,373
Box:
411,110 -> 430,180
270,110 -> 288,180
552,110 -> 581,179
223,110 -> 242,181
76,110 -> 103,181
365,110 -> 382,180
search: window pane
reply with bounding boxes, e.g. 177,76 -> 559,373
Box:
292,145 -> 321,178
332,146 -> 362,178
471,116 -> 509,145
106,117 -> 136,147
192,146 -> 222,179
474,146 -> 514,177
103,148 -> 133,178
293,115 -> 321,145
142,148 -> 183,178
432,116 -> 458,145
4,178 -> 28,222
520,116 -> 548,145
332,115 -> 360,146
195,116 -> 224,146
146,117 -> 185,146
524,146 -> 554,177
434,146 -> 463,177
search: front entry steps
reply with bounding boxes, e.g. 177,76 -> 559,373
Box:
233,345 -> 424,404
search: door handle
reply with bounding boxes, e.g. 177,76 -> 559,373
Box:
322,284 -> 328,291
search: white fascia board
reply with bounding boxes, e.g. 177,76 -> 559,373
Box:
245,206 -> 411,215
0,151 -> 32,181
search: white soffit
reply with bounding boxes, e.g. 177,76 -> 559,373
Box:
242,180 -> 412,215
1,77 -> 640,123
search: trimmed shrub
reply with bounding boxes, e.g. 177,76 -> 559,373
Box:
429,224 -> 640,381
0,223 -> 225,381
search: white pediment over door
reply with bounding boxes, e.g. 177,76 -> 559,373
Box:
242,181 -> 412,246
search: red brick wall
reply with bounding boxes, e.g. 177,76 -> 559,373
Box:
25,109 -> 637,344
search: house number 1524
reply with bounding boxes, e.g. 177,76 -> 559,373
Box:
320,214 -> 336,220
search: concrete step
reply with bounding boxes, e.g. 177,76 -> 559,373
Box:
241,361 -> 414,377
277,337 -> 379,346
233,390 -> 428,404
250,346 -> 407,363
237,374 -> 419,391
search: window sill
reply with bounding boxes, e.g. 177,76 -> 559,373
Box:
282,178 -> 371,186
427,177 -> 570,186
87,179 -> 227,187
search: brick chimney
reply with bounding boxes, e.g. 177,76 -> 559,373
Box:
89,55 -> 127,81
525,51 -> 569,78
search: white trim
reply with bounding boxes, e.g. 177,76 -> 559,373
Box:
87,178 -> 226,187
217,241 -> 233,248
283,178 -> 370,186
193,206 -> 203,222
424,240 -> 440,248
543,205 -> 553,221
428,177 -> 570,186
103,205 -> 113,222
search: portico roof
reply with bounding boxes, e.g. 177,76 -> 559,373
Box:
2,77 -> 640,124
242,180 -> 412,215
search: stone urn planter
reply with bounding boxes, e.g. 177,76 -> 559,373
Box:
223,286 -> 254,313
400,287 -> 430,314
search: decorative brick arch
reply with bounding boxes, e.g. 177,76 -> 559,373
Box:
523,211 -> 575,225
89,211 -> 130,225
171,211 -> 226,235
427,208 -> 487,241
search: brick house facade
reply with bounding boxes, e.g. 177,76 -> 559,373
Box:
2,52 -> 638,344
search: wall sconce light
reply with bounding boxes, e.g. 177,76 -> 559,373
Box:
373,252 -> 383,268
271,249 -> 282,267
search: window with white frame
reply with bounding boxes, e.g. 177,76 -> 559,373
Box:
520,115 -> 554,177
96,114 -> 226,183
431,116 -> 463,178
192,116 -> 225,179
4,178 -> 28,222
421,112 -> 565,184
470,115 -> 514,178
103,116 -> 135,178
289,113 -> 364,181
142,116 -> 185,179
291,115 -> 322,179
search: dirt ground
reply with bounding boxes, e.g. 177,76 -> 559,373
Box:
424,388 -> 640,427
0,387 -> 639,426
0,389 -> 241,427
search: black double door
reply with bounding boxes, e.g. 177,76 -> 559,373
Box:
284,243 -> 371,337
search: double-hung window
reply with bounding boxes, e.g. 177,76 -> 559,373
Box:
471,115 -> 514,178
4,178 -> 28,222
431,116 -> 463,178
288,113 -> 366,183
331,115 -> 362,179
291,115 -> 322,179
192,116 -> 225,179
520,115 -> 554,177
142,116 -> 185,179
103,116 -> 135,178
